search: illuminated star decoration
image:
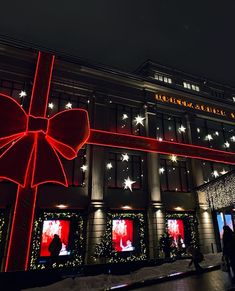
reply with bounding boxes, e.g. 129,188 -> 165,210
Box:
214,131 -> 219,136
212,170 -> 219,178
170,155 -> 177,162
122,113 -> 128,120
81,165 -> 88,172
48,102 -> 54,109
122,153 -> 129,162
19,90 -> 27,98
106,162 -> 113,169
124,177 -> 136,191
159,167 -> 165,174
205,134 -> 213,141
220,169 -> 228,175
231,136 -> 235,142
224,141 -> 230,148
65,102 -> 72,109
134,115 -> 145,126
178,125 -> 186,133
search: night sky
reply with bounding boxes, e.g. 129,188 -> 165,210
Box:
0,0 -> 234,86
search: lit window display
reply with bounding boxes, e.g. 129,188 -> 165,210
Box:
167,219 -> 185,248
112,219 -> 135,252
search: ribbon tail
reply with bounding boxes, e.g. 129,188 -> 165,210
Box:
32,133 -> 67,187
0,135 -> 35,187
0,133 -> 24,150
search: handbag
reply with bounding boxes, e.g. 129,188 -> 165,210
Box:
221,256 -> 229,272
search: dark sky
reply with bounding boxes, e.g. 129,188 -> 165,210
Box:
0,0 -> 235,86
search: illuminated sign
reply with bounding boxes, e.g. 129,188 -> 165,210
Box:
155,94 -> 235,120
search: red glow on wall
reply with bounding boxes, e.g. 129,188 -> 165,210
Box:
40,220 -> 70,257
112,219 -> 135,252
167,219 -> 184,243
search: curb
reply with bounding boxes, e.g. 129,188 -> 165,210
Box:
107,264 -> 220,290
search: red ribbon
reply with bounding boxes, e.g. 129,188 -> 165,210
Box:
0,93 -> 90,187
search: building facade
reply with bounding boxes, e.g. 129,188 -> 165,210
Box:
0,41 -> 234,271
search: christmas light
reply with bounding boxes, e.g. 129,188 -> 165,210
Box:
56,204 -> 68,209
81,165 -> 88,172
197,128 -> 200,133
121,153 -> 129,162
106,163 -> 113,169
19,90 -> 27,98
220,169 -> 228,175
205,134 -> 213,141
224,141 -> 230,148
122,114 -> 128,120
48,102 -> 54,109
170,155 -> 177,162
178,125 -> 186,133
214,131 -> 219,136
159,167 -> 165,174
65,102 -> 72,109
212,170 -> 219,178
158,137 -> 163,141
134,115 -> 145,126
231,136 -> 235,142
124,177 -> 136,191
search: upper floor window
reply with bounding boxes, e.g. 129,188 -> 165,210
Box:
183,82 -> 200,92
191,118 -> 235,152
201,161 -> 233,183
0,79 -> 28,105
106,152 -> 143,190
61,148 -> 87,186
159,156 -> 191,192
109,103 -> 145,136
154,113 -> 188,143
154,73 -> 172,84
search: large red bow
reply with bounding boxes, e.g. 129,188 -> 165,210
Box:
0,93 -> 90,187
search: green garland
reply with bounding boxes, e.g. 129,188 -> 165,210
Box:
94,212 -> 147,263
29,211 -> 84,270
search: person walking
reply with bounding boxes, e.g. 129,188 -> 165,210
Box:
222,225 -> 235,278
187,245 -> 204,272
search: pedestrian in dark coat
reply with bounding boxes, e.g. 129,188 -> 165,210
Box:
222,225 -> 235,277
48,234 -> 62,257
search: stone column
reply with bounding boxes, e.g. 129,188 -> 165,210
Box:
191,159 -> 217,253
85,145 -> 107,264
147,152 -> 165,259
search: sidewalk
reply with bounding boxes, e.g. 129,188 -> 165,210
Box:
23,253 -> 222,291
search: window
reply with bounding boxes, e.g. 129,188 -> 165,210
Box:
183,82 -> 199,92
109,103 -> 145,136
106,152 -> 143,189
0,79 -> 28,105
191,117 -> 235,152
47,90 -> 89,116
154,73 -> 172,84
201,161 -> 233,183
61,148 -> 87,186
159,157 -> 191,192
155,113 -> 187,143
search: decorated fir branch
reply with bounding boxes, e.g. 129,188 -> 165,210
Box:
30,212 -> 84,270
93,212 -> 147,263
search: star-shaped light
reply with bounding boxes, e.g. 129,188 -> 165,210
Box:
122,153 -> 129,162
178,125 -> 186,133
205,134 -> 213,141
158,137 -> 163,141
197,128 -> 200,133
170,155 -> 177,162
124,177 -> 136,191
122,114 -> 128,120
212,170 -> 219,178
214,131 -> 219,136
65,102 -> 72,109
231,136 -> 235,142
159,167 -> 165,174
19,90 -> 27,98
81,165 -> 88,172
224,141 -> 230,148
220,169 -> 228,175
134,115 -> 145,126
106,162 -> 113,170
48,102 -> 54,109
